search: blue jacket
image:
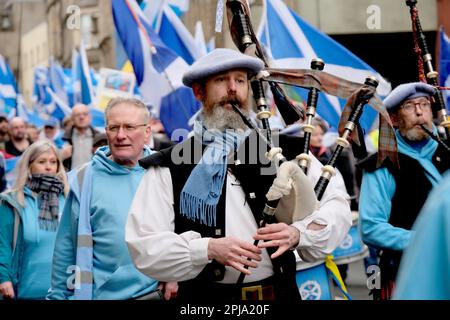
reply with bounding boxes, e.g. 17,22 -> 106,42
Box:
47,146 -> 158,300
0,188 -> 65,299
359,128 -> 443,251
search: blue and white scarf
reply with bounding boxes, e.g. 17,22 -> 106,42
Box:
180,121 -> 249,227
74,163 -> 94,300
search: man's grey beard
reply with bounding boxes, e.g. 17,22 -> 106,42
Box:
203,105 -> 248,131
402,127 -> 428,141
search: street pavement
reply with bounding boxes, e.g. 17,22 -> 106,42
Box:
336,259 -> 371,300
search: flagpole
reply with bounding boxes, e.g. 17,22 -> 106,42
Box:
16,1 -> 23,101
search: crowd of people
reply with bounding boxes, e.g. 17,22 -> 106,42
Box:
0,48 -> 449,301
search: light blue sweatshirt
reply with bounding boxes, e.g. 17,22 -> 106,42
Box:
394,171 -> 450,299
359,128 -> 442,251
0,188 -> 65,300
47,146 -> 157,300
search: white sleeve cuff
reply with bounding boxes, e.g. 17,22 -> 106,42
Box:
189,237 -> 211,265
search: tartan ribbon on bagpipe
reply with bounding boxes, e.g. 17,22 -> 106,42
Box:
261,68 -> 399,168
410,6 -> 427,83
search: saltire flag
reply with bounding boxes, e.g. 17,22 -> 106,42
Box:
32,66 -> 68,120
0,55 -> 46,127
73,42 -> 105,128
5,154 -> 20,189
71,49 -> 99,105
49,58 -> 70,105
142,0 -> 189,23
0,54 -> 18,115
112,0 -> 200,138
194,21 -> 208,57
72,42 -> 97,107
48,58 -> 72,120
32,66 -> 52,112
257,0 -> 391,133
46,86 -> 72,118
149,1 -> 204,65
439,26 -> 450,111
72,48 -> 81,104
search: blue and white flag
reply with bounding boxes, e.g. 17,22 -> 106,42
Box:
47,59 -> 75,120
439,26 -> 450,111
150,2 -> 204,65
72,42 -> 97,107
13,94 -> 46,128
142,0 -> 189,23
194,21 -> 208,57
49,58 -> 70,105
0,54 -> 18,115
31,65 -> 68,121
32,66 -> 52,110
257,0 -> 391,133
72,43 -> 105,128
112,0 -> 200,138
72,49 -> 81,104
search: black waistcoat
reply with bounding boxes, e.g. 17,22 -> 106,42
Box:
358,143 -> 450,282
140,132 -> 305,300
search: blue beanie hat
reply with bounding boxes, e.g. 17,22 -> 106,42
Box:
182,48 -> 264,87
383,82 -> 436,111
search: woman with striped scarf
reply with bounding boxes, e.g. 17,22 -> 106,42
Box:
0,140 -> 69,300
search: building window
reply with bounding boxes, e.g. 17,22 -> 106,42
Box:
0,11 -> 13,31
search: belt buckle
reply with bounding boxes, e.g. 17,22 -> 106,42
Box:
241,285 -> 263,300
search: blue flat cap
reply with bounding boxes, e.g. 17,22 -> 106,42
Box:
383,82 -> 436,111
44,118 -> 58,128
182,48 -> 264,87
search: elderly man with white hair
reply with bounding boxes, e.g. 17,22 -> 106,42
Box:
125,48 -> 351,302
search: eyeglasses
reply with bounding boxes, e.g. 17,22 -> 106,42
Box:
400,99 -> 431,113
105,123 -> 148,134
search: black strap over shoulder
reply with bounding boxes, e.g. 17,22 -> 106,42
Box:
139,146 -> 174,168
357,152 -> 398,173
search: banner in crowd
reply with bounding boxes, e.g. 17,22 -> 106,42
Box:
96,68 -> 136,110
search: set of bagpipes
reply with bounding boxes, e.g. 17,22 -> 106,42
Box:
224,0 -> 401,283
406,0 -> 450,153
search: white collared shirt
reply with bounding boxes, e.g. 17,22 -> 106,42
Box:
125,154 -> 351,282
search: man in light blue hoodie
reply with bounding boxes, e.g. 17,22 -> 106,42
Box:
358,82 -> 450,299
47,97 -> 177,300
